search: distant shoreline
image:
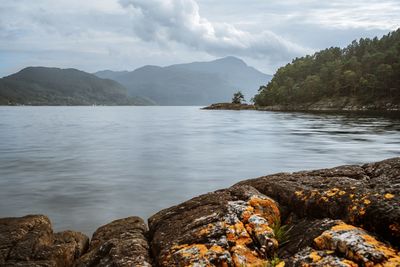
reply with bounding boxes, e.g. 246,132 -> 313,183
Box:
203,102 -> 400,113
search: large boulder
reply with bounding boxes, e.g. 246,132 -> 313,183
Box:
0,215 -> 88,267
286,219 -> 400,266
148,185 -> 282,267
236,157 -> 400,246
75,216 -> 152,267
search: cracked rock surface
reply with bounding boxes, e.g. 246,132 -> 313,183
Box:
0,215 -> 88,267
75,216 -> 152,267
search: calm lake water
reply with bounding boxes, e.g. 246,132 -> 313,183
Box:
0,106 -> 399,234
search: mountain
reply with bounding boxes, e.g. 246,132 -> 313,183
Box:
0,67 -> 151,105
94,56 -> 271,105
254,29 -> 400,111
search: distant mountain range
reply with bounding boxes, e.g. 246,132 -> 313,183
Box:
94,56 -> 272,105
0,67 -> 151,105
0,57 -> 271,106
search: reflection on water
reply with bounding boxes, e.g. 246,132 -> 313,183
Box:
0,106 -> 399,234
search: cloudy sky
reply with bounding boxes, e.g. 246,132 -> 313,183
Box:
1,0 -> 399,77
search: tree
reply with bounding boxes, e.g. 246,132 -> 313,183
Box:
232,91 -> 245,104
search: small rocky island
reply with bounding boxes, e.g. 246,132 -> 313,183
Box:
1,157 -> 399,266
203,103 -> 256,110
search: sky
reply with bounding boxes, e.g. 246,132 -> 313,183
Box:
1,0 -> 399,77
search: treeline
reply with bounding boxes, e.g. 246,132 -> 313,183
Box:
254,29 -> 400,107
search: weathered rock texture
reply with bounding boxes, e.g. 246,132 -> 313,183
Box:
75,216 -> 151,267
148,185 -> 281,266
287,220 -> 400,266
1,158 -> 399,266
0,215 -> 88,267
236,157 -> 400,247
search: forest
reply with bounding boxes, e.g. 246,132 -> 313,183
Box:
254,29 -> 400,107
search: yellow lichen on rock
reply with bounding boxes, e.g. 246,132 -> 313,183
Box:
166,243 -> 232,266
248,196 -> 280,224
384,193 -> 395,199
313,222 -> 400,266
226,222 -> 253,246
295,191 -> 303,197
363,199 -> 371,205
293,248 -> 359,267
325,188 -> 340,197
161,193 -> 281,266
231,244 -> 269,267
309,251 -> 322,262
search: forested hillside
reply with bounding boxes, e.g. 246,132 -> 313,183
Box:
0,67 -> 150,105
254,29 -> 400,109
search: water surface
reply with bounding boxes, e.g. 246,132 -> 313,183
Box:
0,106 -> 399,234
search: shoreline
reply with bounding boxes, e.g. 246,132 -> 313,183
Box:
203,102 -> 400,114
1,157 -> 399,266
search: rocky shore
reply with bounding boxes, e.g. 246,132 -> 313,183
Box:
202,103 -> 256,110
1,157 -> 399,266
203,98 -> 400,112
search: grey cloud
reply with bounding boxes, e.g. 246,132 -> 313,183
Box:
119,0 -> 310,62
0,0 -> 399,77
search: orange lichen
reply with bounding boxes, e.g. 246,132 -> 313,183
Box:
313,232 -> 333,248
242,209 -> 254,223
325,188 -> 340,197
310,190 -> 319,198
309,251 -> 322,262
314,222 -> 400,266
341,259 -> 358,267
331,223 -> 358,232
166,243 -> 232,266
226,222 -> 252,245
198,223 -> 214,237
363,199 -> 371,205
231,245 -> 268,267
384,193 -> 395,199
248,197 -> 280,224
276,262 -> 285,267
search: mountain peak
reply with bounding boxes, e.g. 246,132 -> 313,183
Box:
213,56 -> 247,66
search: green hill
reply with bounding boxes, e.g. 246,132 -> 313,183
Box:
254,29 -> 400,110
0,67 -> 151,105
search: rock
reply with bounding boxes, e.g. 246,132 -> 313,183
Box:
202,103 -> 256,110
75,216 -> 152,267
277,218 -> 338,259
0,215 -> 88,267
255,97 -> 400,111
236,157 -> 400,246
287,220 -> 400,266
148,185 -> 282,266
